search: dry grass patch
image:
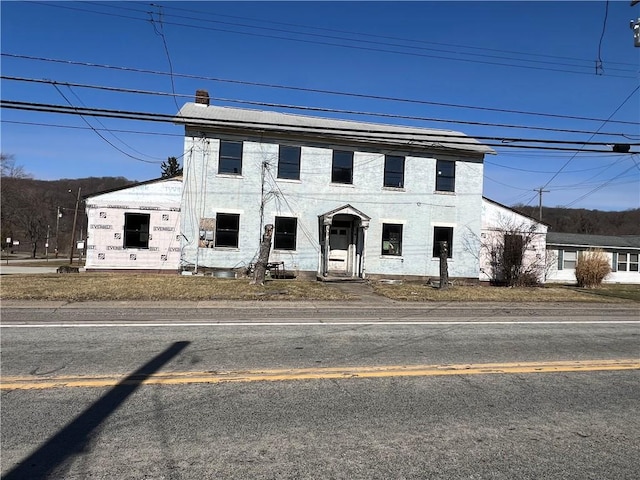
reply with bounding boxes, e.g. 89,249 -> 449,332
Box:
0,274 -> 352,302
371,281 -> 625,303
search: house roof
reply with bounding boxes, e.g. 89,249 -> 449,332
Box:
546,232 -> 640,250
83,176 -> 182,200
175,103 -> 495,156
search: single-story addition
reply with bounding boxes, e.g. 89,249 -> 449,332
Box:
174,90 -> 495,281
84,177 -> 183,273
545,232 -> 640,284
479,197 -> 548,284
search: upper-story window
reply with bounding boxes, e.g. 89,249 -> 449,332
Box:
219,141 -> 243,175
332,150 -> 353,184
436,159 -> 455,192
384,155 -> 405,188
277,145 -> 301,180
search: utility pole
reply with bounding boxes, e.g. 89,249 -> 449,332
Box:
534,187 -> 550,221
69,187 -> 81,265
55,206 -> 62,257
632,1 -> 640,47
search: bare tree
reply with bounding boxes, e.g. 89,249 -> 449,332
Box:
0,153 -> 31,179
467,216 -> 548,286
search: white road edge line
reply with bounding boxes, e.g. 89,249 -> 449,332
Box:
1,320 -> 639,328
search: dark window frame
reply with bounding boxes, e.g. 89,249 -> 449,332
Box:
384,155 -> 405,188
274,217 -> 298,251
277,145 -> 301,180
381,223 -> 403,256
331,150 -> 354,184
433,226 -> 453,258
435,159 -> 455,192
219,140 -> 243,175
215,213 -> 240,248
123,213 -> 150,249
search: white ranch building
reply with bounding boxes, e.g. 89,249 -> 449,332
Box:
174,92 -> 496,281
84,177 -> 183,273
546,232 -> 640,284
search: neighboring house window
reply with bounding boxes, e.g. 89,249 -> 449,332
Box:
384,155 -> 404,188
215,213 -> 240,248
277,145 -> 301,180
563,250 -> 577,269
381,223 -> 403,256
617,253 -> 639,272
436,160 -> 455,192
332,150 -> 353,184
433,226 -> 453,258
274,217 -> 297,250
219,141 -> 243,175
123,213 -> 150,249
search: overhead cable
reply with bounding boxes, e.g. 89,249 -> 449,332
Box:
3,75 -> 635,138
4,53 -> 639,126
2,99 -> 637,154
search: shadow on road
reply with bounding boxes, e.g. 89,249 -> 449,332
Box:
3,341 -> 190,480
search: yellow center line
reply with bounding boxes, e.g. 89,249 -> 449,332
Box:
1,359 -> 638,390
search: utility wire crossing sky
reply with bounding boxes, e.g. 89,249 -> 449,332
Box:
1,1 -> 639,211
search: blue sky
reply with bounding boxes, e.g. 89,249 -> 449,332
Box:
2,1 -> 639,211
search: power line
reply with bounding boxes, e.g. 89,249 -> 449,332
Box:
3,99 -> 638,153
3,75 -> 637,138
4,53 -> 639,126
538,84 -> 640,192
28,1 -> 639,79
153,1 -> 639,68
51,85 -> 162,164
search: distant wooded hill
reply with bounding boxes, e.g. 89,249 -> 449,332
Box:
512,205 -> 640,235
1,176 -> 135,257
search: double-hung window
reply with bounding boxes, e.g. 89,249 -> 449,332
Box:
617,253 -> 639,272
332,150 -> 353,184
384,155 -> 405,188
435,160 -> 455,192
123,213 -> 150,249
219,141 -> 243,175
433,226 -> 453,258
215,213 -> 240,248
274,217 -> 297,250
277,145 -> 301,180
381,223 -> 403,256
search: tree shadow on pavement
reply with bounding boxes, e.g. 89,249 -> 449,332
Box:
3,341 -> 190,480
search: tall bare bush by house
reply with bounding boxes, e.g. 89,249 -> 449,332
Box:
575,249 -> 610,288
465,215 -> 547,287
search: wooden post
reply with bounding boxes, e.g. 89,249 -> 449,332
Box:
252,224 -> 273,286
439,241 -> 450,289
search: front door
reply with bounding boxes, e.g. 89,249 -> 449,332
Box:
328,222 -> 350,273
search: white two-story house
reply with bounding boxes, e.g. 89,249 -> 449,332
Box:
174,91 -> 494,281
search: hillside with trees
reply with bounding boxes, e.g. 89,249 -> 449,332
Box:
512,205 -> 640,235
1,175 -> 134,258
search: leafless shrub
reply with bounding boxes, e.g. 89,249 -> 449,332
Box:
575,249 -> 610,288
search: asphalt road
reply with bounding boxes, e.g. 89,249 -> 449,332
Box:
1,303 -> 639,479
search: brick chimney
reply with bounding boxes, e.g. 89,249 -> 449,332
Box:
195,89 -> 210,106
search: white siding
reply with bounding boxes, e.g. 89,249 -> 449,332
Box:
181,135 -> 484,278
